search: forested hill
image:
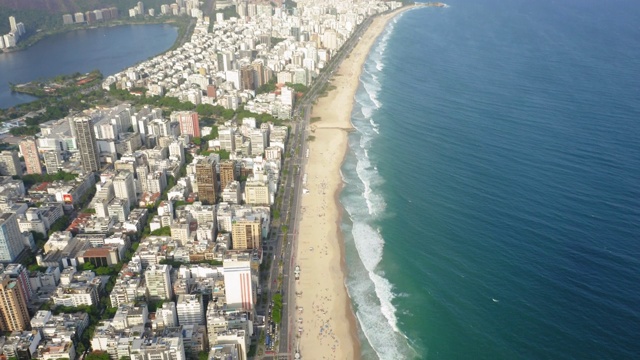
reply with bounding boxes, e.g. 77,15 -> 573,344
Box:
0,0 -> 169,12
0,0 -> 89,12
0,0 -> 169,33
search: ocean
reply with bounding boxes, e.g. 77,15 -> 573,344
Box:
0,24 -> 177,109
340,0 -> 640,359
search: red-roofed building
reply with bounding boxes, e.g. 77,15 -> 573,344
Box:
66,213 -> 93,234
139,192 -> 161,208
30,182 -> 50,193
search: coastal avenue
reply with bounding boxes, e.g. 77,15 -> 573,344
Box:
264,5 -> 438,359
260,13 -> 378,360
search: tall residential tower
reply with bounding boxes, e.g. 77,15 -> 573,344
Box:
0,213 -> 24,263
72,116 -> 100,172
19,138 -> 42,175
171,111 -> 200,138
195,157 -> 217,204
0,273 -> 30,331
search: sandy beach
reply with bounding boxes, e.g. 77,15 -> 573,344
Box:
293,6 -> 415,359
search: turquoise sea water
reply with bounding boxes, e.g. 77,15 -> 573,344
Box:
341,0 -> 640,359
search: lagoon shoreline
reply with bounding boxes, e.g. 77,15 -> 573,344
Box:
293,6 -> 416,359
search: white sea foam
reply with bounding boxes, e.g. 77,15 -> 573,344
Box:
359,77 -> 382,119
363,80 -> 381,107
357,20 -> 395,119
342,11 -> 420,360
348,220 -> 418,359
370,119 -> 380,134
355,137 -> 386,216
339,169 -> 348,184
361,106 -> 373,119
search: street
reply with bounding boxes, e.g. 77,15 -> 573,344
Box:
258,15 -> 377,360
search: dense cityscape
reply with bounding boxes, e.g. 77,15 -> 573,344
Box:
0,0 -> 402,359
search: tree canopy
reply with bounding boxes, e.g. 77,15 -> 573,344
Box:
150,226 -> 171,236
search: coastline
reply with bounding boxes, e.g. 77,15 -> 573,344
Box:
0,19 -> 193,110
0,17 -> 192,55
294,6 -> 415,359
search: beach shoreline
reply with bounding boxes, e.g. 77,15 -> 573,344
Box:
293,5 -> 415,359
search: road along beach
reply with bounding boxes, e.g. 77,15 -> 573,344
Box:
293,5 -> 417,359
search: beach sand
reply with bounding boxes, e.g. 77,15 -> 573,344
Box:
293,6 -> 414,359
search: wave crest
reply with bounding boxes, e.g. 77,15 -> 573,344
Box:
341,15 -> 418,360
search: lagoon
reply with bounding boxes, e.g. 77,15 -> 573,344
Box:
0,23 -> 178,109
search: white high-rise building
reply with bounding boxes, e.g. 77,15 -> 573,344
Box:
156,301 -> 178,329
145,264 -> 173,301
249,129 -> 267,156
0,213 -> 25,262
244,180 -> 271,206
2,33 -> 16,48
9,16 -> 17,32
223,260 -> 254,311
15,23 -> 24,37
225,70 -> 241,90
107,198 -> 129,222
169,141 -> 185,164
113,171 -> 136,209
280,86 -> 294,107
218,126 -> 235,152
176,294 -> 204,326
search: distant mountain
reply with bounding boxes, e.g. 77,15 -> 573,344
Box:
0,0 -> 108,13
0,0 -> 171,14
0,0 -> 172,34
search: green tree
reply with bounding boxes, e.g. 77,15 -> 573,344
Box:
216,5 -> 239,20
31,231 -> 47,250
185,152 -> 194,165
256,79 -> 277,94
19,170 -> 77,187
147,300 -> 166,312
205,126 -> 218,139
28,264 -> 47,272
271,37 -> 286,45
272,293 -> 283,323
9,126 -> 39,136
150,226 -> 172,236
95,266 -> 115,276
202,149 -> 230,159
48,215 -> 70,234
85,351 -> 110,360
80,262 -> 95,271
103,306 -> 118,319
285,82 -> 309,94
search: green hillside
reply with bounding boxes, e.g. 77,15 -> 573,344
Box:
0,0 -> 171,33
